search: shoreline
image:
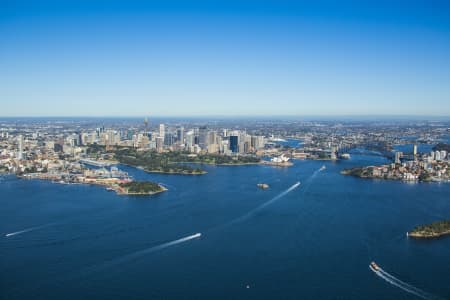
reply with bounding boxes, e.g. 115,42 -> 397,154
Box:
171,161 -> 261,166
260,161 -> 293,167
408,231 -> 450,239
116,186 -> 168,196
143,169 -> 207,175
119,162 -> 207,175
408,220 -> 450,239
341,169 -> 449,183
18,174 -> 167,196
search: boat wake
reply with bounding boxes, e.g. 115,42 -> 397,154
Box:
297,167 -> 322,195
223,181 -> 301,227
5,223 -> 55,238
370,265 -> 443,300
158,182 -> 176,190
89,233 -> 202,272
121,232 -> 201,260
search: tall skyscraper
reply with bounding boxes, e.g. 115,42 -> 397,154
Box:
164,132 -> 175,146
413,144 -> 417,156
207,131 -> 217,146
156,136 -> 164,152
198,126 -> 208,150
159,124 -> 165,138
17,135 -> 24,160
229,135 -> 239,153
185,131 -> 194,150
395,151 -> 402,164
177,127 -> 184,144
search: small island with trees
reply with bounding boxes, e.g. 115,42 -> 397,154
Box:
118,181 -> 167,196
408,220 -> 450,239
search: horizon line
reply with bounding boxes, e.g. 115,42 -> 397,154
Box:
1,114 -> 450,118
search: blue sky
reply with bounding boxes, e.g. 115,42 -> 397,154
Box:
1,0 -> 450,116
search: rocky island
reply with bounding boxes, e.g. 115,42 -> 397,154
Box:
408,220 -> 450,239
117,181 -> 167,196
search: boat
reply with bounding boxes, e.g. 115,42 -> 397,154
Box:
369,262 -> 380,272
320,165 -> 326,171
257,183 -> 269,189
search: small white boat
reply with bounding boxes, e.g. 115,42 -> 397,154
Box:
369,261 -> 380,272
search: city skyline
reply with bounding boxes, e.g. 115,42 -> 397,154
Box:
2,0 -> 450,116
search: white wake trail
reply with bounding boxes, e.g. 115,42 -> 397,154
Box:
158,182 -> 176,190
5,224 -> 54,238
296,167 -> 322,196
371,267 -> 442,300
379,269 -> 439,299
123,233 -> 201,259
225,181 -> 301,226
93,233 -> 202,271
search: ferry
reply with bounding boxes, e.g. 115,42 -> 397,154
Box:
369,262 -> 380,272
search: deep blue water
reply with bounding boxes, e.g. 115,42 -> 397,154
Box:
1,155 -> 449,300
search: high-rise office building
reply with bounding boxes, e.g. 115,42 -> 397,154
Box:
177,127 -> 184,144
164,132 -> 175,146
251,135 -> 265,150
207,131 -> 217,146
185,131 -> 194,151
239,134 -> 250,154
127,130 -> 134,140
395,151 -> 402,164
159,124 -> 165,138
229,135 -> 239,153
17,135 -> 24,160
198,126 -> 208,150
156,136 -> 164,152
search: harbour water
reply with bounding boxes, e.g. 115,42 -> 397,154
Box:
1,154 -> 449,299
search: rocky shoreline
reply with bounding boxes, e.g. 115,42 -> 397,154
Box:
408,231 -> 450,239
408,220 -> 450,239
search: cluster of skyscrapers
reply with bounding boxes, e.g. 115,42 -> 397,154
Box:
68,123 -> 267,155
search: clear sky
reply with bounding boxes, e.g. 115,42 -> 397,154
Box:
1,0 -> 450,117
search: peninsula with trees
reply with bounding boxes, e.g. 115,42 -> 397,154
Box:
109,147 -> 261,175
113,148 -> 207,175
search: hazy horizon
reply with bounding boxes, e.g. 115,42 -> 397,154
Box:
1,114 -> 450,121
